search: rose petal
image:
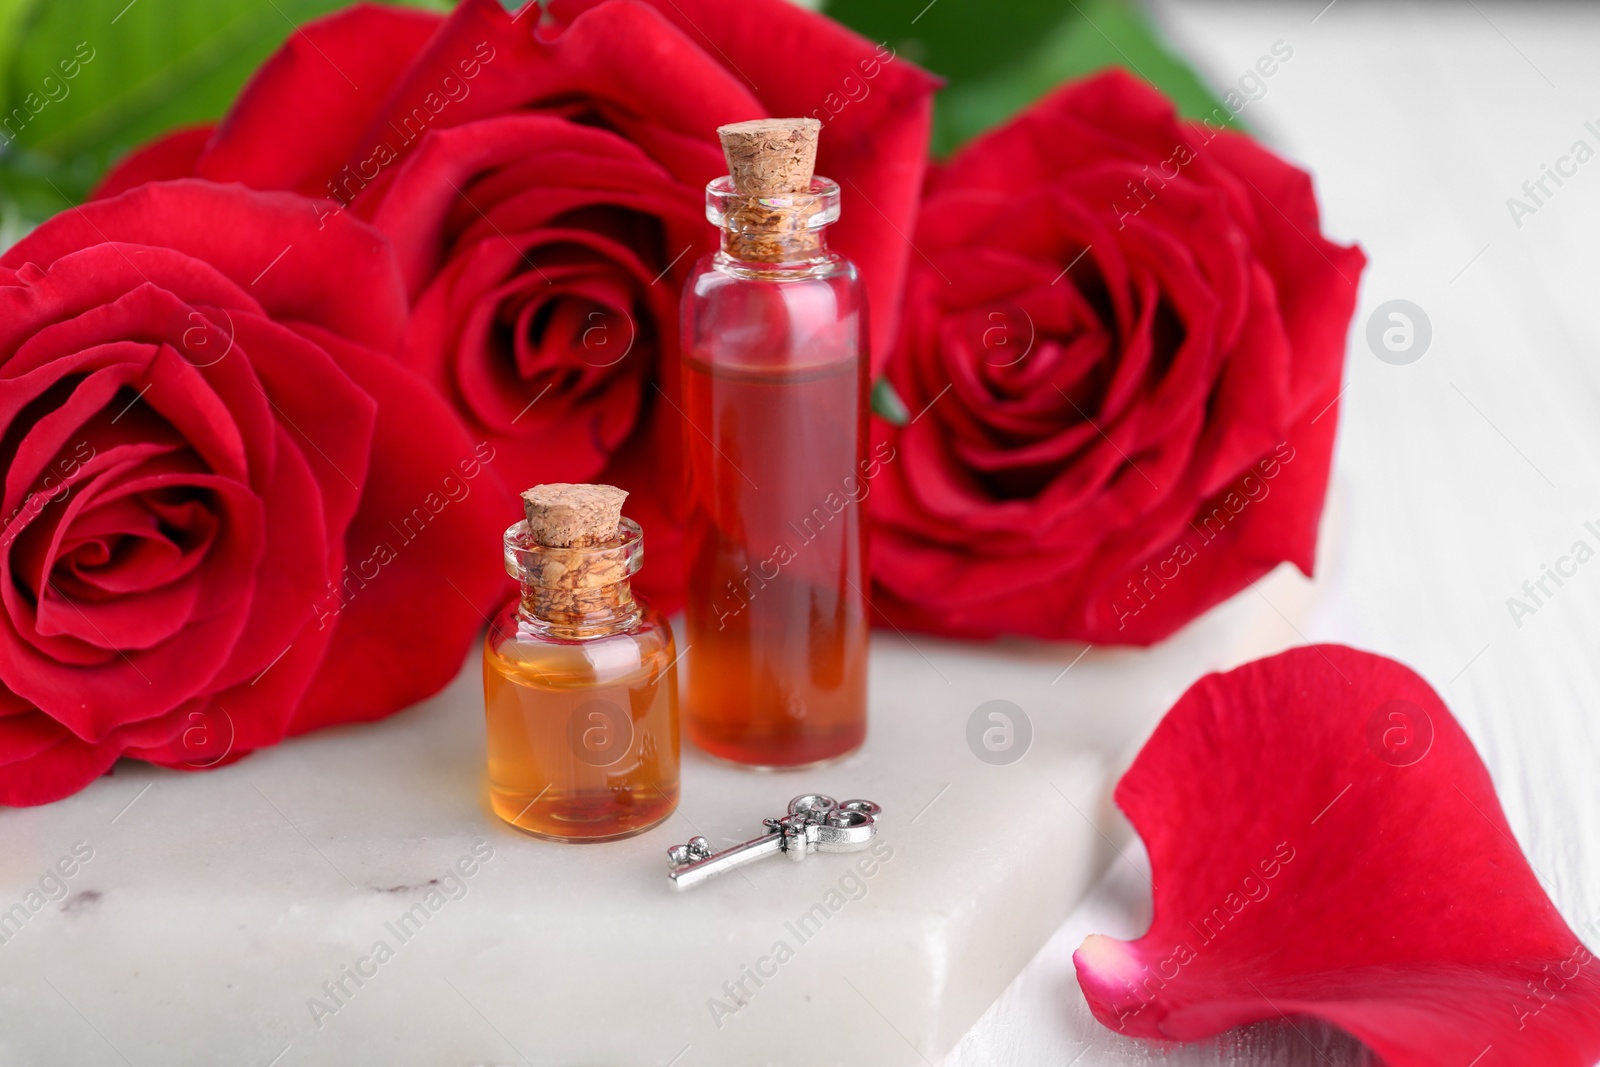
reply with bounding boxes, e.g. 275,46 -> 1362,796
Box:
288,327 -> 510,732
0,708 -> 185,806
198,5 -> 443,198
1074,645 -> 1600,1067
92,124 -> 214,199
8,180 -> 410,353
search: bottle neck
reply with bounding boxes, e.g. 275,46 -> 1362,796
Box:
706,175 -> 841,269
719,225 -> 830,265
502,518 -> 646,641
520,577 -> 641,640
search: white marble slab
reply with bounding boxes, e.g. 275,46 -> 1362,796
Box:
0,566 -> 1307,1066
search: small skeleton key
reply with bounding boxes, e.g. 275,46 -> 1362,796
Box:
667,794 -> 882,891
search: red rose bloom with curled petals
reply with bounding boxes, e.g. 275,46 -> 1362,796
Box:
0,180 -> 504,805
97,0 -> 939,607
1075,644 -> 1600,1067
870,71 -> 1365,644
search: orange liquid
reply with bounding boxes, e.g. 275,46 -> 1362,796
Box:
682,352 -> 868,766
482,601 -> 679,841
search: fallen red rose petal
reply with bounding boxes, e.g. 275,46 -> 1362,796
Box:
1075,644 -> 1600,1067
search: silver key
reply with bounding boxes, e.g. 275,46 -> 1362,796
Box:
667,794 -> 882,891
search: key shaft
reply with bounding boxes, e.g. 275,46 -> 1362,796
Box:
668,830 -> 784,890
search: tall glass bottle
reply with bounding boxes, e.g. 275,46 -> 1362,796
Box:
679,118 -> 869,768
482,483 -> 679,841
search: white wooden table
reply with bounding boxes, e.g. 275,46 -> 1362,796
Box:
948,2 -> 1600,1063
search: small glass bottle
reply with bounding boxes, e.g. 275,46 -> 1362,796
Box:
482,483 -> 679,841
679,118 -> 869,767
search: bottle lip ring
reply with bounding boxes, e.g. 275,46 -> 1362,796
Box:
502,517 -> 643,583
706,175 -> 841,229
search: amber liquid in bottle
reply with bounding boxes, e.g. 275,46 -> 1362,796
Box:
483,516 -> 679,841
680,172 -> 869,767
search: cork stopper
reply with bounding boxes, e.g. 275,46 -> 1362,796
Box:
718,118 -> 820,195
521,483 -> 627,548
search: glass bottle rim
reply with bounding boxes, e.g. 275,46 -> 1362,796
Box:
706,176 -> 841,230
502,517 -> 643,584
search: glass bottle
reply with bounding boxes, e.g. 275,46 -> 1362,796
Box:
679,119 -> 869,768
482,484 -> 679,841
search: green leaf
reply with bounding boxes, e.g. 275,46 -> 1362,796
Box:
821,0 -> 1077,86
823,0 -> 1233,158
0,0 -> 38,60
0,0 -> 445,225
871,376 -> 910,426
0,0 -> 36,50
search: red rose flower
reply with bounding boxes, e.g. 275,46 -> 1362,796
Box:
870,71 -> 1365,644
1076,645 -> 1600,1066
96,0 -> 939,607
0,180 -> 505,805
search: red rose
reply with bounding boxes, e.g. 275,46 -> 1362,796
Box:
97,0 -> 939,607
871,71 -> 1366,644
0,180 -> 505,805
